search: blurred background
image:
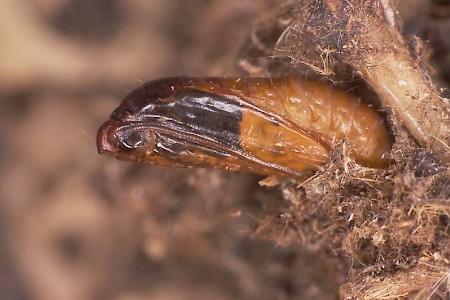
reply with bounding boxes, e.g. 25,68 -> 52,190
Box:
1,1 -> 448,300
0,1 -> 345,299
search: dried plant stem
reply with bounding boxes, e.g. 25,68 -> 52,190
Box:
296,0 -> 450,163
359,43 -> 450,159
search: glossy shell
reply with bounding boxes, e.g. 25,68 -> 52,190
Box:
97,76 -> 392,178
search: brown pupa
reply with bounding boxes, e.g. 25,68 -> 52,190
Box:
97,76 -> 392,178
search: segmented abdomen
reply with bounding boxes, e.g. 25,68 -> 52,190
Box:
187,76 -> 392,168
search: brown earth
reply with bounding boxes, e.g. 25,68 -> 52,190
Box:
0,1 -> 449,299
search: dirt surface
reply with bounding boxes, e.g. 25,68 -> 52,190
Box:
1,1 -> 449,300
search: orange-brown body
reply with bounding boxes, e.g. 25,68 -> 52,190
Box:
97,76 -> 392,178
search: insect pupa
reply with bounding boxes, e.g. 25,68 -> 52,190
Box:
97,76 -> 392,178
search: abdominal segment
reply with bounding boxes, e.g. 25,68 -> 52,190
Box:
186,76 -> 392,168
